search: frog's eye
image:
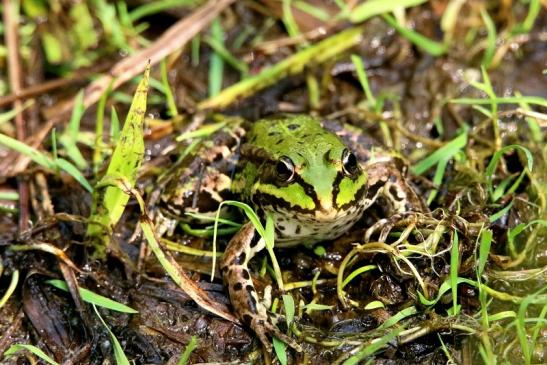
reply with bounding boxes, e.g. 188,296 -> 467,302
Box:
342,149 -> 359,176
276,156 -> 295,182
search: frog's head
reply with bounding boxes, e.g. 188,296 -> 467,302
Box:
246,116 -> 368,241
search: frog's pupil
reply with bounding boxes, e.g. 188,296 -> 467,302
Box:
342,149 -> 359,176
276,156 -> 295,182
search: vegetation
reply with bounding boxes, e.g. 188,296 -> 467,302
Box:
0,0 -> 545,364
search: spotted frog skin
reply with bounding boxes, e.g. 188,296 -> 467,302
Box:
159,115 -> 427,351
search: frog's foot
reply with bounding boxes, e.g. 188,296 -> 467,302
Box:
246,309 -> 302,352
221,222 -> 302,352
365,160 -> 429,214
364,218 -> 390,243
364,212 -> 423,243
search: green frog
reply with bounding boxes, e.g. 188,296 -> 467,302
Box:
158,115 -> 427,351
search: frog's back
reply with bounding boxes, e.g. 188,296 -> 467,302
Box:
245,115 -> 351,170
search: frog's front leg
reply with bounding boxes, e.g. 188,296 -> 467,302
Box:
365,159 -> 428,214
363,159 -> 429,243
220,222 -> 301,352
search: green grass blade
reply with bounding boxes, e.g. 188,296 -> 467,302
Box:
211,200 -> 284,290
349,0 -> 427,23
377,306 -> 417,330
530,304 -> 547,354
488,311 -> 516,322
437,334 -> 456,364
0,133 -> 56,169
93,81 -> 113,173
160,59 -> 179,117
441,0 -> 465,42
382,14 -> 447,56
282,294 -> 295,325
489,201 -> 514,223
450,231 -> 460,315
427,157 -> 448,205
0,270 -> 19,308
302,302 -> 334,311
86,66 -> 149,259
55,158 -> 93,193
273,336 -> 288,365
176,335 -> 198,365
46,279 -> 138,313
342,264 -> 377,288
93,304 -> 130,365
450,96 -> 547,108
93,0 -> 130,52
191,35 -> 200,67
485,145 -> 533,201
411,129 -> 467,175
418,277 -> 478,306
208,18 -> 224,97
515,91 -> 542,143
0,133 -> 92,192
176,121 -> 227,141
478,229 -> 492,276
41,32 -> 63,64
364,301 -> 385,310
306,73 -> 320,109
0,100 -> 33,126
512,0 -> 540,34
60,120 -> 88,172
129,0 -> 198,22
0,191 -> 19,200
4,344 -> 59,365
351,54 -> 375,104
282,0 -> 300,38
293,1 -> 330,21
343,328 -> 403,365
515,288 -> 547,365
110,106 -> 121,143
491,174 -> 518,202
479,66 -> 497,119
480,8 -> 496,68
70,2 -> 98,50
203,36 -> 248,75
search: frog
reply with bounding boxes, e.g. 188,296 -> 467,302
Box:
157,114 -> 427,351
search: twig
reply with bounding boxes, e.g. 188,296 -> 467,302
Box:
3,0 -> 24,140
0,61 -> 112,108
3,0 -> 30,232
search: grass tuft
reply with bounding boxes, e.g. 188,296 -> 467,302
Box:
86,66 -> 150,258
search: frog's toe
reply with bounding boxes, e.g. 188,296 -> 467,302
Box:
364,218 -> 389,242
365,212 -> 426,243
247,313 -> 302,352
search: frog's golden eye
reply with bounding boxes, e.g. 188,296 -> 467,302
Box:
276,156 -> 295,182
342,149 -> 359,176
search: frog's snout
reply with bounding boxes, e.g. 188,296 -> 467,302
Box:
315,199 -> 345,221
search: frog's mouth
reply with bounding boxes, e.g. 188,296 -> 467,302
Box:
313,206 -> 358,221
